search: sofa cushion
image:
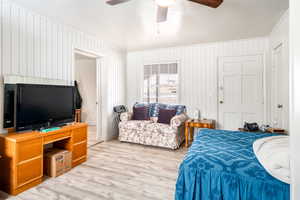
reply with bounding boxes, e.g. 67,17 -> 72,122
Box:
157,108 -> 176,124
119,120 -> 152,131
145,123 -> 177,135
132,106 -> 150,120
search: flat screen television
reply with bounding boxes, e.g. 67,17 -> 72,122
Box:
16,84 -> 75,131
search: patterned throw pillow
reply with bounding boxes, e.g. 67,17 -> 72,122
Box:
134,102 -> 186,117
152,103 -> 167,117
157,108 -> 177,124
165,105 -> 186,115
175,105 -> 186,115
132,106 -> 150,120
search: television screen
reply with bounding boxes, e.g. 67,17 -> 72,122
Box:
16,84 -> 75,131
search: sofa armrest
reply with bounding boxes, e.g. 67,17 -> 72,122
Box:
120,112 -> 133,122
170,113 -> 188,128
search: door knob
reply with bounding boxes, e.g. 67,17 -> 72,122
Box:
220,101 -> 224,104
277,104 -> 283,109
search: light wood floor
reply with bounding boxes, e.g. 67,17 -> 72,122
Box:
0,140 -> 187,200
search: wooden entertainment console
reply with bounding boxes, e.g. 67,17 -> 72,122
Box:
0,123 -> 88,195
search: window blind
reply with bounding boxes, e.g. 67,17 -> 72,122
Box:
143,62 -> 178,104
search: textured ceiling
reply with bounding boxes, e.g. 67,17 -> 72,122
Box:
11,0 -> 288,51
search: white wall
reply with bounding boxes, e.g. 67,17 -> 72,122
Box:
75,58 -> 97,125
269,11 -> 289,131
126,11 -> 289,129
0,0 -> 126,140
290,0 -> 300,198
127,37 -> 270,122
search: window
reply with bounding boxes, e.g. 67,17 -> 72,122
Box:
143,62 -> 178,104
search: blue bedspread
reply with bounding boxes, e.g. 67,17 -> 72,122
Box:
175,129 -> 290,200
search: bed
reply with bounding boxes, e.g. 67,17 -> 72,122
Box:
175,129 -> 290,200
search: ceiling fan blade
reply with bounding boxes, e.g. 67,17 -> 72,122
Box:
156,6 -> 168,23
105,0 -> 131,6
188,0 -> 223,8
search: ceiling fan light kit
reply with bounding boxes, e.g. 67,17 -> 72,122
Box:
105,0 -> 131,6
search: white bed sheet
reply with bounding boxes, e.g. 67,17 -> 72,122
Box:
253,135 -> 290,184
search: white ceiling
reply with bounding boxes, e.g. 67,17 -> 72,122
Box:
11,0 -> 288,51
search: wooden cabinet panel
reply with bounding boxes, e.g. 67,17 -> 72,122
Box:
17,138 -> 42,163
44,131 -> 71,144
13,178 -> 42,196
17,157 -> 42,187
72,156 -> 86,168
73,127 -> 87,144
72,141 -> 87,161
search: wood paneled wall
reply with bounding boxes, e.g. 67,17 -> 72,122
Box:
127,37 -> 270,123
0,0 -> 126,140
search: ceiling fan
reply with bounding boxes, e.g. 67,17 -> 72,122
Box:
105,0 -> 223,23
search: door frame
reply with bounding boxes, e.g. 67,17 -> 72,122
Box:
217,53 -> 267,129
272,43 -> 289,129
272,44 -> 283,127
73,47 -> 105,141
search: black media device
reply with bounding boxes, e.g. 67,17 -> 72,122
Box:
243,122 -> 259,132
4,84 -> 17,128
4,84 -> 75,131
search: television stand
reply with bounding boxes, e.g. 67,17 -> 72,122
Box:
0,123 -> 88,195
35,122 -> 68,132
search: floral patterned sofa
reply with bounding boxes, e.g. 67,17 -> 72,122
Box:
118,103 -> 188,150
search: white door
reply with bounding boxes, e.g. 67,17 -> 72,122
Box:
273,45 -> 289,129
218,55 -> 264,130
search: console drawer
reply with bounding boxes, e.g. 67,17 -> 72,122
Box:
72,141 -> 87,161
17,138 -> 43,163
44,131 -> 71,144
73,127 -> 87,144
17,157 -> 42,187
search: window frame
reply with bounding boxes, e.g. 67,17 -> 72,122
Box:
141,60 -> 180,104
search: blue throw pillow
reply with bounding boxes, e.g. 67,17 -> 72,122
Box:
165,104 -> 186,115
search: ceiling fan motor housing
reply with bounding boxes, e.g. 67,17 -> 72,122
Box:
106,0 -> 131,6
189,0 -> 223,8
